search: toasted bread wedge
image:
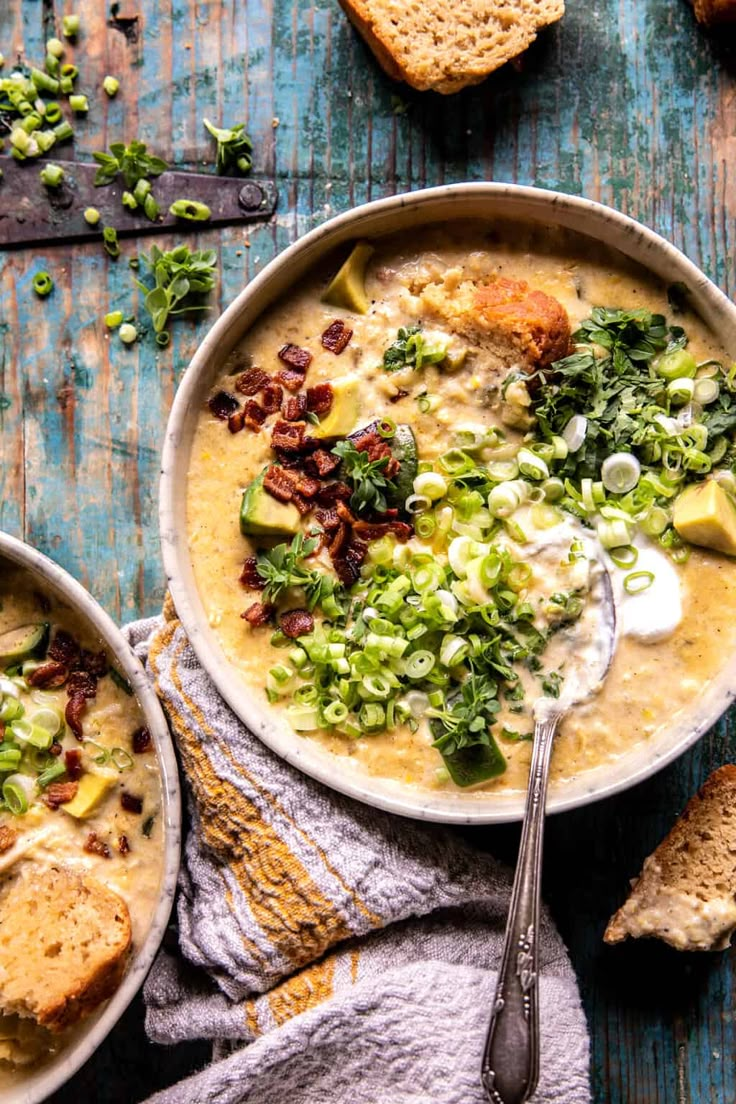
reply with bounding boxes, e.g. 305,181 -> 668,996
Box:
605,766 -> 736,951
0,865 -> 131,1032
338,0 -> 565,94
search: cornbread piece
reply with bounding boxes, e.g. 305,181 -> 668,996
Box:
605,766 -> 736,951
338,0 -> 565,94
420,273 -> 571,370
691,0 -> 736,24
0,865 -> 131,1032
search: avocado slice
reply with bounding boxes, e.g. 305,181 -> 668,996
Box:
387,424 -> 418,510
673,480 -> 736,555
429,713 -> 507,787
0,622 -> 50,665
321,242 -> 374,315
311,376 -> 361,440
240,468 -> 301,538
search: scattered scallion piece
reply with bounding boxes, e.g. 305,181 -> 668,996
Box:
104,310 -> 124,329
39,162 -> 64,188
103,75 -> 119,97
121,190 -> 138,210
83,206 -> 101,226
53,119 -> 73,142
103,226 -> 120,258
69,93 -> 89,114
169,198 -> 211,221
30,67 -> 59,94
44,101 -> 62,124
623,570 -> 655,595
61,63 -> 78,80
62,13 -> 80,38
46,37 -> 65,58
119,322 -> 137,344
32,271 -> 54,297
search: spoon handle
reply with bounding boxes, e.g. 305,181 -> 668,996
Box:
481,710 -> 562,1104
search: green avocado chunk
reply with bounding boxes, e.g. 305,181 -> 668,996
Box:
321,242 -> 375,314
0,622 -> 50,664
240,468 -> 301,538
430,712 -> 507,787
387,424 -> 418,510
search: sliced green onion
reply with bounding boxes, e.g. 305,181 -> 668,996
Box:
413,471 -> 447,501
562,414 -> 587,453
3,774 -> 33,815
39,162 -> 64,187
30,67 -> 59,94
44,101 -> 62,125
36,760 -> 67,788
667,377 -> 695,405
133,178 -> 152,203
488,479 -> 529,519
415,513 -> 436,538
121,190 -> 138,210
32,271 -> 54,297
35,129 -> 57,153
404,650 -> 435,679
488,459 -> 519,481
601,452 -> 641,494
84,206 -> 101,226
169,198 -> 211,221
597,517 -> 632,550
640,505 -> 670,537
69,93 -> 89,114
59,75 -> 73,94
0,749 -> 22,773
103,226 -> 120,258
62,13 -> 81,37
516,447 -> 549,481
111,747 -> 134,770
29,707 -> 62,737
53,119 -> 73,142
655,349 -> 697,381
60,63 -> 79,80
156,330 -> 171,347
542,477 -> 565,503
405,493 -> 432,514
530,502 -> 561,530
103,75 -> 120,97
287,704 -> 321,731
439,634 -> 469,667
609,545 -> 638,569
143,193 -> 160,221
693,377 -> 719,405
378,418 -> 397,438
47,37 -> 65,58
624,570 -> 655,595
105,310 -> 123,329
119,322 -> 137,344
551,435 -> 569,460
323,700 -> 348,725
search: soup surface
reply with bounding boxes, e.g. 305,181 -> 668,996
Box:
187,221 -> 736,797
0,565 -> 164,1080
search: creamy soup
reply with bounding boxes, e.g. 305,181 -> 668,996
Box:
0,564 -> 164,1078
187,221 -> 736,796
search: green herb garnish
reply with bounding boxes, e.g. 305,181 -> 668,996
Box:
203,118 -> 253,175
331,438 -> 396,514
93,140 -> 168,188
382,325 -> 448,372
256,533 -> 343,615
133,244 -> 217,334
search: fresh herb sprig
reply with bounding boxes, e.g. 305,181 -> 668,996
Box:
382,325 -> 448,372
93,140 -> 168,188
203,118 -> 253,175
331,438 -> 396,514
134,244 -> 217,336
256,534 -> 343,615
430,670 -> 502,757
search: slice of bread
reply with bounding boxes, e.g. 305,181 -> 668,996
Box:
691,0 -> 736,24
605,766 -> 736,951
0,865 -> 131,1033
338,0 -> 565,94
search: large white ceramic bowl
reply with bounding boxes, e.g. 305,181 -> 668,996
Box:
0,531 -> 181,1104
160,183 -> 736,825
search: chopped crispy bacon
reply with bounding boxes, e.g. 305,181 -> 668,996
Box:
353,519 -> 413,542
242,601 -> 275,626
228,410 -> 245,434
48,629 -> 81,668
264,464 -> 298,503
292,495 -> 311,516
347,422 -> 379,451
280,609 -> 315,638
283,394 -> 307,421
294,473 -> 321,498
244,400 -> 267,430
321,320 -> 353,355
261,383 -> 283,413
336,499 -> 358,525
81,650 -> 108,678
49,741 -> 63,757
310,449 -> 341,477
389,388 -> 410,404
64,748 -> 83,781
44,781 -> 79,809
306,383 -> 334,415
0,826 -> 17,854
235,366 -> 270,395
271,420 -> 307,451
315,508 -> 340,531
26,661 -> 68,689
67,670 -> 97,699
132,726 -> 152,754
333,554 -> 362,586
66,694 -> 88,741
208,390 -> 240,420
121,792 -> 143,814
275,366 -> 306,392
240,556 -> 264,589
315,481 -> 352,505
328,522 -> 351,560
84,831 -> 111,859
278,343 -> 313,371
118,834 -> 131,855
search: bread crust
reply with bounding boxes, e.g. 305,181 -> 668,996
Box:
692,0 -> 736,24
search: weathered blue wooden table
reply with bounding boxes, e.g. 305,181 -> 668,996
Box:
1,1 -> 736,1100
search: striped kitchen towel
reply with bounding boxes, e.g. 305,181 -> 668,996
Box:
127,600 -> 591,1104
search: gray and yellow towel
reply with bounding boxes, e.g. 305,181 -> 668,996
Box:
127,603 -> 590,1104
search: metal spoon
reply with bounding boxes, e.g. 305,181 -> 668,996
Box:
481,559 -> 617,1104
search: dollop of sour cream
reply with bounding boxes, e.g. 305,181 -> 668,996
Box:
604,539 -> 682,644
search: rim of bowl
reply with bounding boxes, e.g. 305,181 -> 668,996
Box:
160,181 -> 736,825
0,531 -> 181,1104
